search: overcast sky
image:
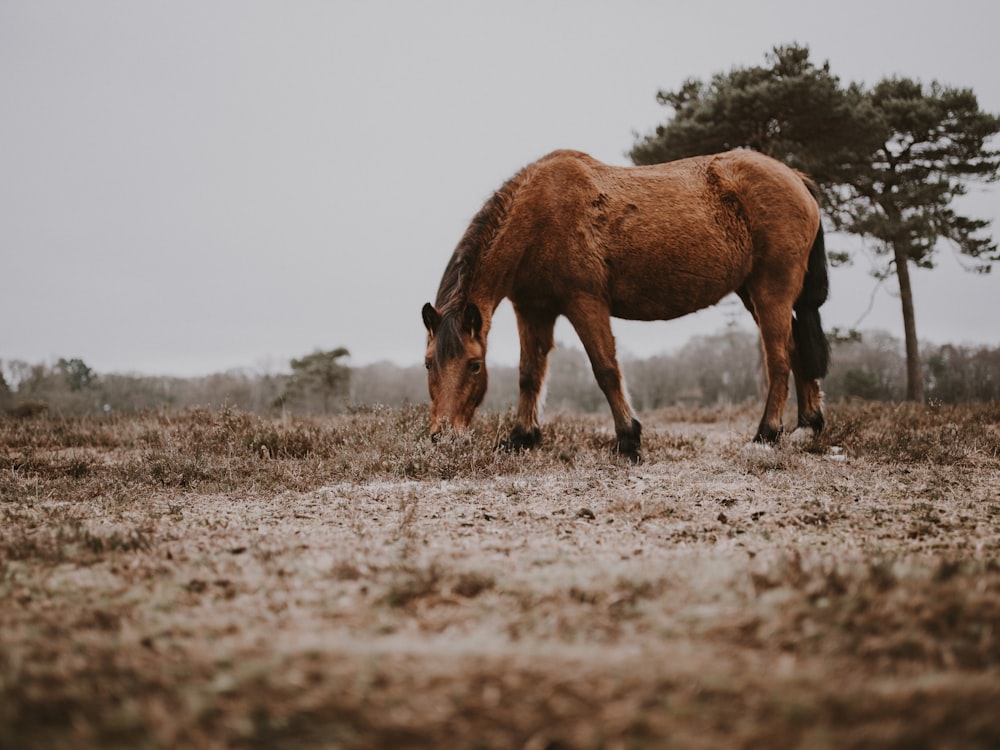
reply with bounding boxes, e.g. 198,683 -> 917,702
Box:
2,0 -> 998,376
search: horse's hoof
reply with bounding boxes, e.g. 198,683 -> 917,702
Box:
620,450 -> 642,465
612,444 -> 642,464
499,426 -> 541,453
753,424 -> 783,444
615,418 -> 642,464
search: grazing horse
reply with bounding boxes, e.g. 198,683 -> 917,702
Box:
422,149 -> 830,462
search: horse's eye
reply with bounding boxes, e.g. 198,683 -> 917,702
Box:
468,360 -> 482,374
425,360 -> 432,371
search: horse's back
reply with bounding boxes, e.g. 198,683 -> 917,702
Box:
507,149 -> 819,321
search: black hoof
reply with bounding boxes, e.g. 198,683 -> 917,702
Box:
499,425 -> 542,452
615,418 -> 642,464
753,423 -> 783,444
619,449 -> 642,465
797,411 -> 825,434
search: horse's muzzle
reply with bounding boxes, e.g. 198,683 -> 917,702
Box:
429,416 -> 468,442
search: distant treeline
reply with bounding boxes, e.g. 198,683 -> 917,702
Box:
3,328 -> 999,417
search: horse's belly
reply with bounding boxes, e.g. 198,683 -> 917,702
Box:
608,254 -> 745,321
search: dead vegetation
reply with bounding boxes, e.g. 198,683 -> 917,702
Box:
2,401 -> 999,749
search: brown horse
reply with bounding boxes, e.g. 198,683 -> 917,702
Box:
422,149 -> 830,462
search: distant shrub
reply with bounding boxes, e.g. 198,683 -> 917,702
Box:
7,400 -> 49,419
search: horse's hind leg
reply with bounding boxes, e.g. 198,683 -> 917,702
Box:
502,305 -> 557,451
565,297 -> 641,462
790,344 -> 825,437
752,298 -> 795,444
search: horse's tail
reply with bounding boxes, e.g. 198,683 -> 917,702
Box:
792,212 -> 831,381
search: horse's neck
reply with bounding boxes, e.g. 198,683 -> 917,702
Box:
456,166 -> 534,327
468,224 -> 521,319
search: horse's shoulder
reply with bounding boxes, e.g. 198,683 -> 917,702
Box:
540,148 -> 597,163
520,150 -> 604,193
533,149 -> 604,173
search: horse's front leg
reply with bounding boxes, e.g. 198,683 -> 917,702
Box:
502,306 -> 556,451
565,297 -> 642,463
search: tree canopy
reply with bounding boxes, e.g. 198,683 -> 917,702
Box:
630,45 -> 875,187
282,347 -> 351,413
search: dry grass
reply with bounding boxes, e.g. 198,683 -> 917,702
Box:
2,401 -> 999,749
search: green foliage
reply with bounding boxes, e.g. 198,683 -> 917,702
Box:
56,358 -> 96,391
281,347 -> 351,413
833,77 -> 1000,273
630,45 -> 876,185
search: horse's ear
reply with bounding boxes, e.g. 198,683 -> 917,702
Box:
422,303 -> 441,334
463,303 -> 483,338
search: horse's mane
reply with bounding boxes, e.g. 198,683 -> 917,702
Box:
432,166 -> 530,363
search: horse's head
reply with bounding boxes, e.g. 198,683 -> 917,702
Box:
421,301 -> 488,437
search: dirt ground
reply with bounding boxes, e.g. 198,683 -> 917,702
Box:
2,403 -> 999,748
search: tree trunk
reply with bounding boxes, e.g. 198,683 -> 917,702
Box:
893,244 -> 925,402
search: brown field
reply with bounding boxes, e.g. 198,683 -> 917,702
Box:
2,401 -> 999,749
